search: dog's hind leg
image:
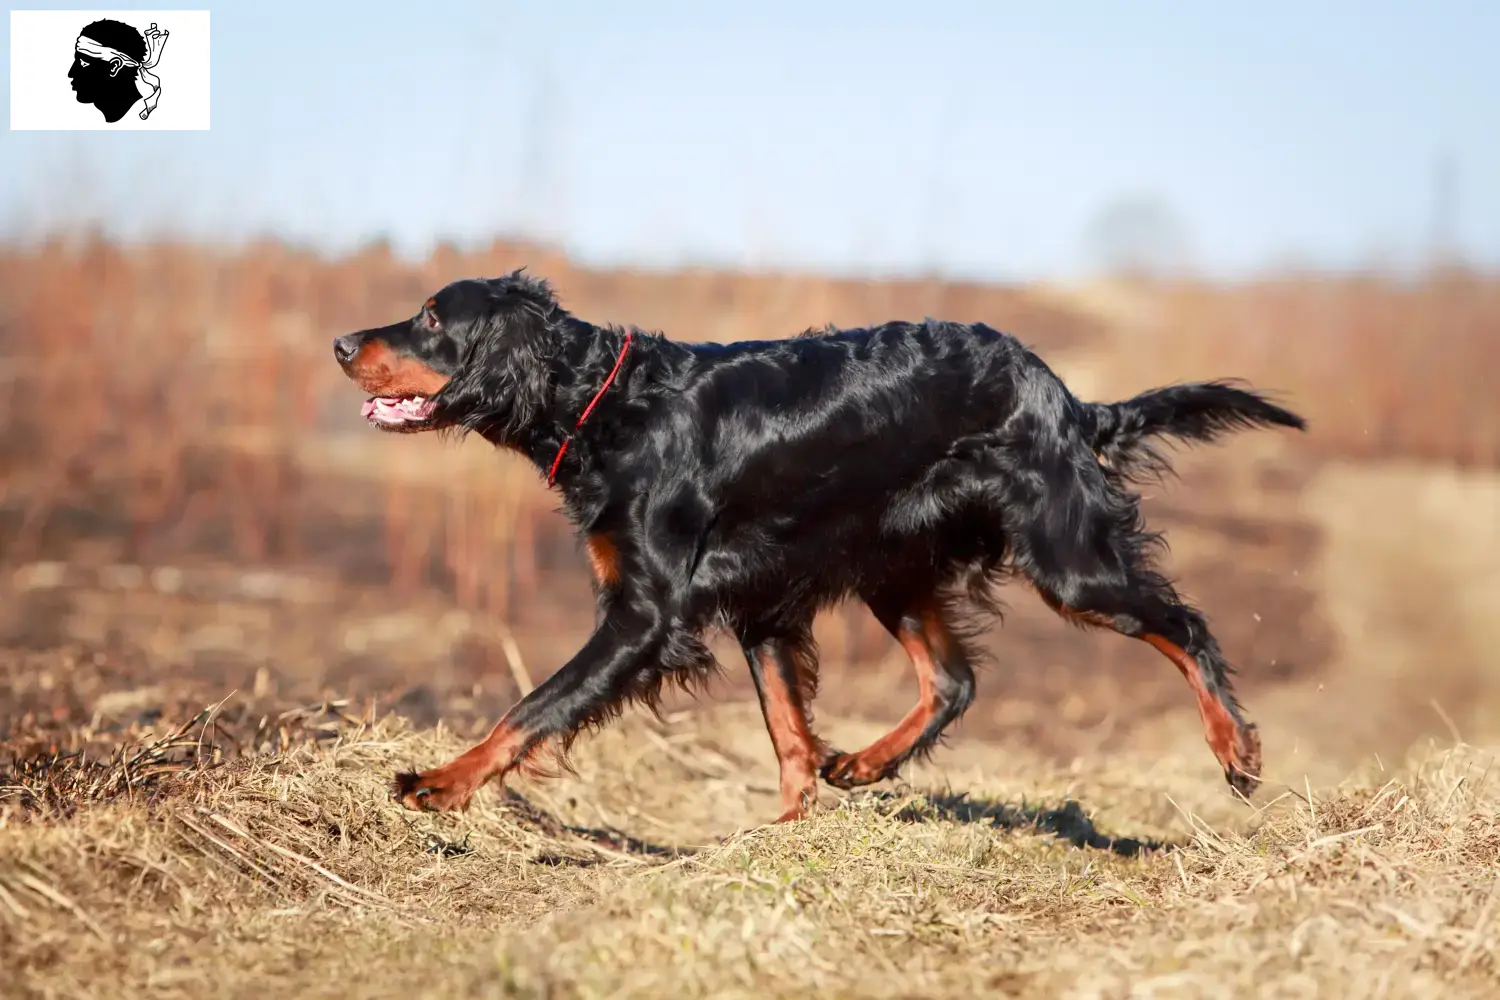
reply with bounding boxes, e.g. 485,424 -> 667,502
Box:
1007,447 -> 1262,797
1035,580 -> 1261,796
820,594 -> 977,790
741,629 -> 827,822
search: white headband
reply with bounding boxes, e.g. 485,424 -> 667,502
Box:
74,22 -> 169,119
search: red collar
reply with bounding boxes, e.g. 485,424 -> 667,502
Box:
546,331 -> 633,486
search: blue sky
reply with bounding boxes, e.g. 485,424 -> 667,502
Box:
3,0 -> 1497,280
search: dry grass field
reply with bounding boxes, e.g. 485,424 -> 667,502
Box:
2,239 -> 1499,998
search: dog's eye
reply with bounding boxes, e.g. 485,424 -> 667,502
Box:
423,310 -> 439,330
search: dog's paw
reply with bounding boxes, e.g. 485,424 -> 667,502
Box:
772,804 -> 810,824
819,751 -> 899,790
390,766 -> 482,813
1223,723 -> 1263,801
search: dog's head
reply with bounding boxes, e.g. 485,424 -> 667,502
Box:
333,270 -> 565,438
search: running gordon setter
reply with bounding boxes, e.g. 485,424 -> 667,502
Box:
333,271 -> 1305,823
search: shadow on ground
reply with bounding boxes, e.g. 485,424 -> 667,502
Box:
456,786 -> 1182,867
498,787 -> 685,866
881,790 -> 1180,857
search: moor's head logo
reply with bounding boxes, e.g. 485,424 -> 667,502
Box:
68,19 -> 170,123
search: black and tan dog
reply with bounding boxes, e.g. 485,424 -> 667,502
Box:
333,271 -> 1304,823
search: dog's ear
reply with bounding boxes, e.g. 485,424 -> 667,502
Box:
481,275 -> 561,381
435,276 -> 563,442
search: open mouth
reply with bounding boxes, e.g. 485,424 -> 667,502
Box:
361,395 -> 438,430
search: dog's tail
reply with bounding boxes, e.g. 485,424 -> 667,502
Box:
1085,379 -> 1306,482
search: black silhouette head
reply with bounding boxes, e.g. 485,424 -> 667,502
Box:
70,19 -> 146,123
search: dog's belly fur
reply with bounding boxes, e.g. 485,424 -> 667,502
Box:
684,454 -> 1012,627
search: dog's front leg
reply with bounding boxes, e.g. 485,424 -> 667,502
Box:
391,604 -> 666,812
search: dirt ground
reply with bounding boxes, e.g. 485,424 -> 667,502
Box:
3,268 -> 1500,998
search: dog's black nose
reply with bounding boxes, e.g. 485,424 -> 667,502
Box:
333,336 -> 358,365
